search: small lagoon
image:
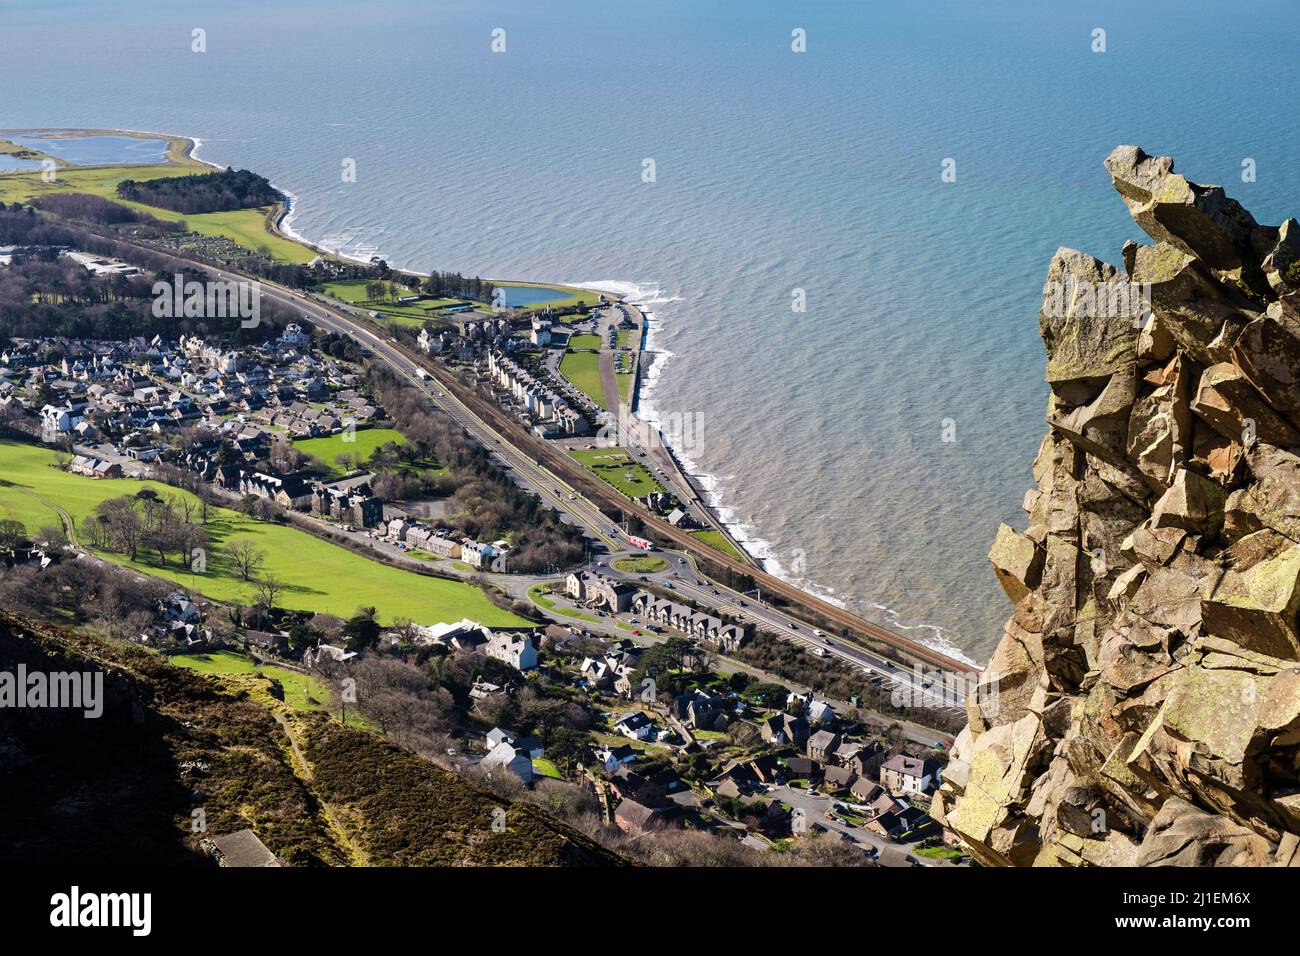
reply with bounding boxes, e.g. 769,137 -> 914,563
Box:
496,284 -> 578,308
6,132 -> 169,166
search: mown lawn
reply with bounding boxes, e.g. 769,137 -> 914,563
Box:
613,555 -> 669,573
532,757 -> 563,779
566,333 -> 602,350
559,349 -> 607,410
322,279 -> 471,325
0,440 -> 527,627
569,448 -> 664,498
0,161 -> 317,263
292,427 -> 408,475
617,370 -> 635,405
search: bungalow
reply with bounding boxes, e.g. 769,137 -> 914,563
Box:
470,680 -> 506,703
614,798 -> 660,835
822,765 -> 857,792
866,809 -> 906,839
786,756 -> 820,781
614,711 -> 654,741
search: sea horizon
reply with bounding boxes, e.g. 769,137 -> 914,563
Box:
7,0 -> 1300,664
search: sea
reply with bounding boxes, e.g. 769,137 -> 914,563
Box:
5,0 -> 1300,663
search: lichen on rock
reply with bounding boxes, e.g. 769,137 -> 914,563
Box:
938,147 -> 1300,867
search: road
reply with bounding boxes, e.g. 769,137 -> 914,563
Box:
765,783 -> 949,865
103,238 -> 977,707
594,553 -> 963,717
205,266 -> 972,711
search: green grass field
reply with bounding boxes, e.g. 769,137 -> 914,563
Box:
690,529 -> 746,561
172,650 -> 331,711
613,555 -> 669,574
322,279 -> 470,325
292,427 -> 407,475
0,440 -> 527,627
566,333 -> 601,350
532,757 -> 563,779
171,649 -> 377,730
569,448 -> 664,498
527,583 -> 600,624
0,160 -> 317,264
559,349 -> 608,411
617,370 -> 635,405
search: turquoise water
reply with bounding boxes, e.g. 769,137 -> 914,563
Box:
6,132 -> 170,166
3,0 -> 1298,661
497,285 -> 578,308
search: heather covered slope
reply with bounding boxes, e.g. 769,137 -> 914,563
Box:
935,147 -> 1300,867
0,609 -> 626,867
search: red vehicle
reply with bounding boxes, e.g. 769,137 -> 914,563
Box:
627,535 -> 654,551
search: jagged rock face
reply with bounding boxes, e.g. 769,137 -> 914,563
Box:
935,146 -> 1300,867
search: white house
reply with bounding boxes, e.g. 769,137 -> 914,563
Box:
879,754 -> 938,796
41,403 -> 82,432
614,711 -> 654,741
480,741 -> 534,784
461,540 -> 497,569
594,743 -> 637,772
485,632 -> 538,672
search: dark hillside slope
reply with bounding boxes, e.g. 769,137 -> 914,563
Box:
0,609 -> 626,867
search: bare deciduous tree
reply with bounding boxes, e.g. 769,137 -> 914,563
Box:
227,538 -> 265,581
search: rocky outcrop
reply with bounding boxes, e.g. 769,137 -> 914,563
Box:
935,147 -> 1300,867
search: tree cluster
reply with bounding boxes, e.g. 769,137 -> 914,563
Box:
116,167 -> 282,214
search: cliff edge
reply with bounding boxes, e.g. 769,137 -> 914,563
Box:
934,146 -> 1300,867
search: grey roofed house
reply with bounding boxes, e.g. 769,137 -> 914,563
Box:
480,741 -> 534,784
807,729 -> 841,761
822,765 -> 857,790
851,778 -> 887,803
786,756 -> 819,779
874,845 -> 919,867
207,829 -> 281,867
614,798 -> 664,834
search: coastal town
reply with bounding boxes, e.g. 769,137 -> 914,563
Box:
0,129 -> 967,869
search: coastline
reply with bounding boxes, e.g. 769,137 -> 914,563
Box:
606,281 -> 980,668
153,130 -> 975,665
